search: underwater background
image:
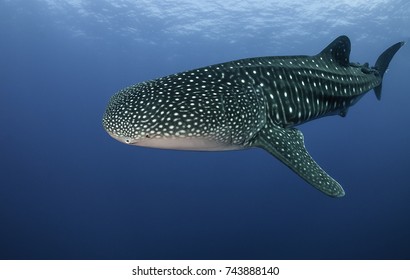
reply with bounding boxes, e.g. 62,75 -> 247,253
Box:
1,0 -> 409,259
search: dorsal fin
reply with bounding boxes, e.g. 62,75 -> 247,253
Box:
318,35 -> 351,67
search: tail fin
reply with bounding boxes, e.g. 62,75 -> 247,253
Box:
373,41 -> 405,100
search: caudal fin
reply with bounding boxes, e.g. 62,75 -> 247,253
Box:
373,41 -> 405,100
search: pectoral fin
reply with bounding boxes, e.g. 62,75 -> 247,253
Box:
252,124 -> 345,197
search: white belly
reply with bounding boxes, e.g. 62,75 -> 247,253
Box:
108,131 -> 243,151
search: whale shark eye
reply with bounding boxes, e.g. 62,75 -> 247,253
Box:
125,139 -> 130,143
145,134 -> 151,138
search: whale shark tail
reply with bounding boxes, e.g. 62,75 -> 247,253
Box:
373,41 -> 405,100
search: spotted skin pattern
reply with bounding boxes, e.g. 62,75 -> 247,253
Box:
103,36 -> 404,197
103,61 -> 267,149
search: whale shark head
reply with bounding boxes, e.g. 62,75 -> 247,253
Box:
102,72 -> 264,151
103,81 -> 207,149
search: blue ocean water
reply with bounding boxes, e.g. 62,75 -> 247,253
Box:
1,0 -> 409,260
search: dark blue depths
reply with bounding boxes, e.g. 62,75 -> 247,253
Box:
1,1 -> 410,260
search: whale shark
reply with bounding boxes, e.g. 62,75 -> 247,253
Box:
103,36 -> 404,197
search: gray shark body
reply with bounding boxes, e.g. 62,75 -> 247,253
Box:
103,36 -> 404,197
